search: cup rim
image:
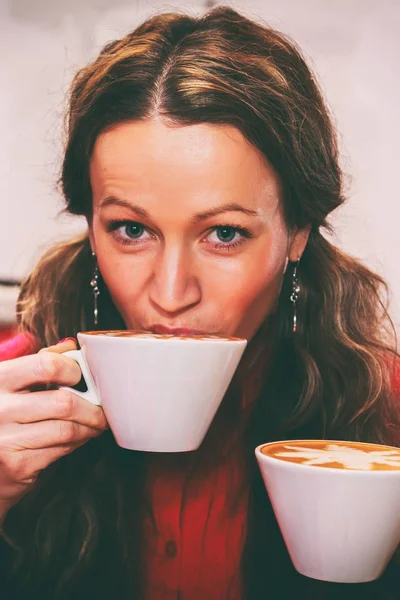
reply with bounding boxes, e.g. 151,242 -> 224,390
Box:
78,330 -> 247,344
255,439 -> 400,476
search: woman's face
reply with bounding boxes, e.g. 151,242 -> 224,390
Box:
89,119 -> 308,339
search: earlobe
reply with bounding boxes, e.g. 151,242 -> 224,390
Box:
283,256 -> 290,274
87,226 -> 96,255
288,226 -> 311,263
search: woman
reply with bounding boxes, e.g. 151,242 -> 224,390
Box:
0,6 -> 399,599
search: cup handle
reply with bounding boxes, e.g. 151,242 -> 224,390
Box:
59,349 -> 102,406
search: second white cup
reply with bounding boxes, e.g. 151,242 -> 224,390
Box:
255,439 -> 400,583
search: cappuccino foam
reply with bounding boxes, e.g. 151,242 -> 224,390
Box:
261,440 -> 400,471
83,330 -> 241,341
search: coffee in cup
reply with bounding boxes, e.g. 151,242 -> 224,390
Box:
255,439 -> 400,583
260,439 -> 400,470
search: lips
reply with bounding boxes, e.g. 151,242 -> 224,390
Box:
149,324 -> 207,336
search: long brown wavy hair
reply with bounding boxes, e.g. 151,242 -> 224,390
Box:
4,6 -> 399,599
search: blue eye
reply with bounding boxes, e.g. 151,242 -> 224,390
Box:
215,226 -> 237,243
125,223 -> 144,239
207,225 -> 248,247
106,219 -> 152,245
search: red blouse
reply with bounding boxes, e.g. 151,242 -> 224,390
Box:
142,445 -> 248,599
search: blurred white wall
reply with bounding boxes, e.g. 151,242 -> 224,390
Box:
2,0 -> 399,326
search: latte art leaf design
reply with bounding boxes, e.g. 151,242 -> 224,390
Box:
275,444 -> 400,470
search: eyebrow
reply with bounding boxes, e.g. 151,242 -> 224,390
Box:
99,196 -> 259,221
99,196 -> 149,218
191,203 -> 258,222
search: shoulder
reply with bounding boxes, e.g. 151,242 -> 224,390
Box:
0,332 -> 41,362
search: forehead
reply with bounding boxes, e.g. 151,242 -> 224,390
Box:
90,119 -> 281,211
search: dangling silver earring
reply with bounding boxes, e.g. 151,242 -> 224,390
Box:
90,252 -> 100,326
290,258 -> 301,333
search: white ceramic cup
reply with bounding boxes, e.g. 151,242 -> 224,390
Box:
61,330 -> 247,452
255,439 -> 400,583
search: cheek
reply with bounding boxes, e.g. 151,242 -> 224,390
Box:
96,248 -> 149,319
229,262 -> 284,321
93,221 -> 151,298
210,242 -> 287,313
206,240 -> 288,338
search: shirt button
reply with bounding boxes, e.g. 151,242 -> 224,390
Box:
165,540 -> 178,558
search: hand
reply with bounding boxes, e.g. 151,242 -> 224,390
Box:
0,338 -> 108,521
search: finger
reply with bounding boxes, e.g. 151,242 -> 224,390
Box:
0,420 -> 104,452
0,389 -> 108,430
0,352 -> 82,392
39,338 -> 78,355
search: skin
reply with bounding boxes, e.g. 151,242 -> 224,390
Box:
89,120 -> 309,340
0,339 -> 107,522
0,119 -> 308,520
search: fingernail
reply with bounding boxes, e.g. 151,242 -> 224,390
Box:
57,337 -> 76,344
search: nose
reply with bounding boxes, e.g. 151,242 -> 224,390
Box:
148,243 -> 201,316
